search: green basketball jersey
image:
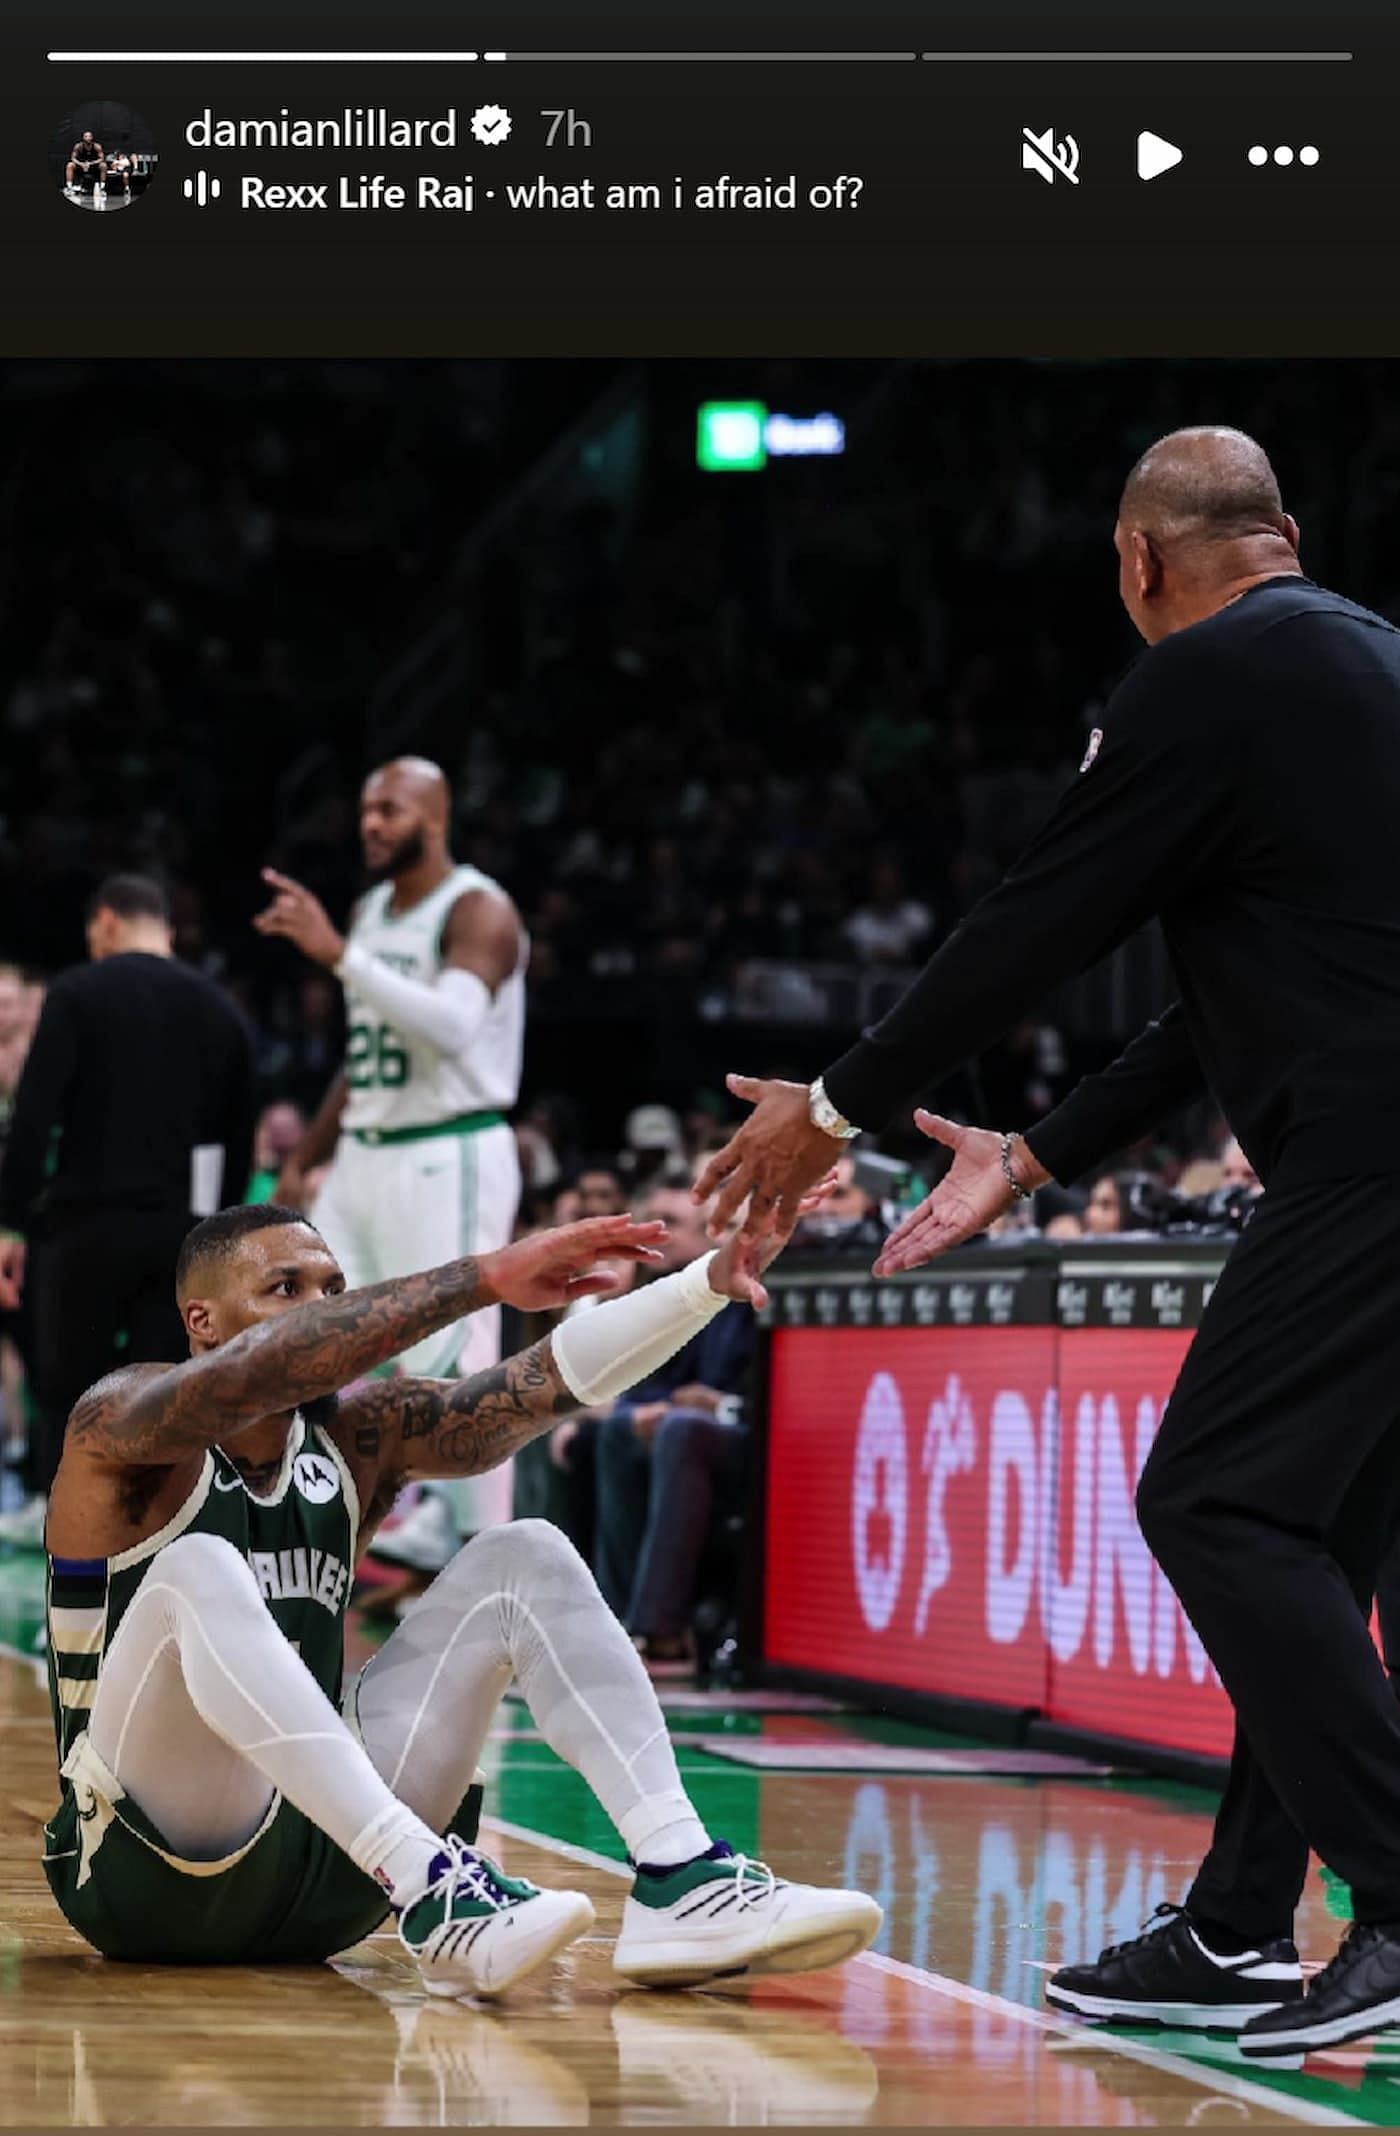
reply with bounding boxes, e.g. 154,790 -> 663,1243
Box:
340,864 -> 526,1133
41,1414 -> 482,1966
46,1414 -> 358,1776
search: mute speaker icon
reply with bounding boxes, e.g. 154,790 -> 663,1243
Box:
1021,128 -> 1080,185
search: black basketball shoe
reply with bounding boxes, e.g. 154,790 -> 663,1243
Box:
1240,1922 -> 1400,2064
1046,1904 -> 1303,2032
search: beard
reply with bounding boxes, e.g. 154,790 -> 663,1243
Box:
364,826 -> 425,882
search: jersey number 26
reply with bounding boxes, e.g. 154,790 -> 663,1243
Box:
346,1021 -> 410,1087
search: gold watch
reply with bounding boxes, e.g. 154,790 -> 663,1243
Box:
808,1076 -> 860,1141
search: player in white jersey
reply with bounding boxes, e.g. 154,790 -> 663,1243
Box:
254,757 -> 526,1553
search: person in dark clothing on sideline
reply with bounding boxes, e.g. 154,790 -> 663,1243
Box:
593,1266 -> 754,1675
0,876 -> 256,1543
698,428 -> 1400,2063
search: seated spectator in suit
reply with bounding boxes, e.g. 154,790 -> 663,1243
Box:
593,1177 -> 753,1675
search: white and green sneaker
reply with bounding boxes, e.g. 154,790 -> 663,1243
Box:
398,1836 -> 595,2000
612,1841 -> 882,1989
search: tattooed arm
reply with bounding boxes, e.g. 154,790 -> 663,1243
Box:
340,1340 -> 578,1532
336,1207 -> 824,1538
66,1260 -> 500,1468
66,1215 -> 664,1470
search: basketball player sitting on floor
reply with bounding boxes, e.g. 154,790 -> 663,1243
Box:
41,1202 -> 881,1997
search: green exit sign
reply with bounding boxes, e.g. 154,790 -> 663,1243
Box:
697,401 -> 768,471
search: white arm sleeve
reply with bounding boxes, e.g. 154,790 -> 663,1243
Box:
335,942 -> 491,1060
550,1253 -> 729,1407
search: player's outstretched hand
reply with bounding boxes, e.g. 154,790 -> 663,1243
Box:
873,1114 -> 1044,1275
484,1216 -> 667,1312
705,1169 -> 840,1312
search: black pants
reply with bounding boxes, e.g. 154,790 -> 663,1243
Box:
33,1207 -> 195,1493
595,1408 -> 747,1639
1136,1171 -> 1400,1938
510,1420 -> 597,1565
1376,1525 -> 1400,1694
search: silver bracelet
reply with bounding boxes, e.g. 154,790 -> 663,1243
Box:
999,1132 -> 1033,1201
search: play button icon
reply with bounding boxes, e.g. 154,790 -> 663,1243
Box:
1138,131 -> 1184,181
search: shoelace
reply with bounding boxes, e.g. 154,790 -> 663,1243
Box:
426,1833 -> 513,1916
1098,1901 -> 1187,1963
727,1854 -> 780,1910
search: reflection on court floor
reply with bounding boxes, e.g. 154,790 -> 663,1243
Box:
1,1558 -> 1395,2125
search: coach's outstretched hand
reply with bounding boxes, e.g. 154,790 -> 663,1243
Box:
873,1114 -> 1047,1275
693,1074 -> 843,1301
483,1216 -> 667,1312
704,1168 -> 840,1311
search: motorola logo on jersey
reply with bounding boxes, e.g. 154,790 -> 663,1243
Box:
293,1452 -> 340,1505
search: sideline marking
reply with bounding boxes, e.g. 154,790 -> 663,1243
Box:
482,1815 -> 1363,2127
0,1656 -> 1365,2126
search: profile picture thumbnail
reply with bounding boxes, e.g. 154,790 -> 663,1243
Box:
50,102 -> 158,214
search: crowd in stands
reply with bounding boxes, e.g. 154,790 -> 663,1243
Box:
8,360 -> 1400,1114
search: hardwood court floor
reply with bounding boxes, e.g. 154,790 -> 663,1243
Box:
2,1567 -> 1398,2124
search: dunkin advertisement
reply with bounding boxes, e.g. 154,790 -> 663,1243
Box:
761,1260 -> 1236,1761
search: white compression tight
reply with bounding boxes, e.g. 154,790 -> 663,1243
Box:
85,1530 -> 444,1901
353,1518 -> 708,1865
85,1520 -> 708,1898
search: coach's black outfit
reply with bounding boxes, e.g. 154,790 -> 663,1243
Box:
0,953 -> 255,1492
823,576 -> 1400,1938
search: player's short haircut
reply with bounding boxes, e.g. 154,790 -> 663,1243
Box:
176,1203 -> 319,1296
86,872 -> 171,926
